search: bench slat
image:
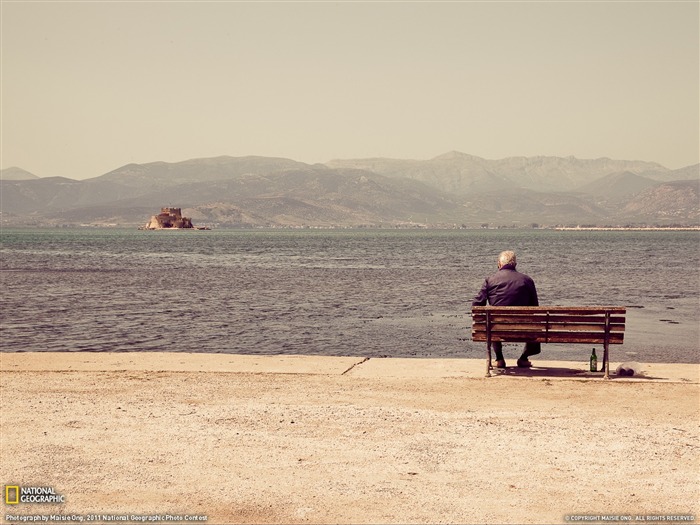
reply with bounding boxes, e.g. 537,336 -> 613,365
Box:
473,318 -> 626,327
472,314 -> 626,324
472,306 -> 626,314
473,322 -> 625,332
472,332 -> 624,344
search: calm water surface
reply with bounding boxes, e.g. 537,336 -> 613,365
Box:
1,228 -> 698,363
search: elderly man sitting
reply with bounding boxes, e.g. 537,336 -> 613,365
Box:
472,250 -> 541,368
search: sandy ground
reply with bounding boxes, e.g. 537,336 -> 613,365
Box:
1,353 -> 698,525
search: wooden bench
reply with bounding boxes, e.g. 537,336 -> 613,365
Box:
471,306 -> 626,379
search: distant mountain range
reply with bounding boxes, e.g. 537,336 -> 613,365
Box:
1,167 -> 40,181
1,152 -> 698,227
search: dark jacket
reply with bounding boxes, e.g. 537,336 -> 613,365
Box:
472,264 -> 539,307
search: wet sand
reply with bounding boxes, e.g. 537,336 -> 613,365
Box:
1,353 -> 698,524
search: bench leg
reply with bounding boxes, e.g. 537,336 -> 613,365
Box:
603,343 -> 610,380
486,342 -> 492,378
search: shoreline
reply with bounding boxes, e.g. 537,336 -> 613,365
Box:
1,352 -> 698,382
1,353 -> 698,524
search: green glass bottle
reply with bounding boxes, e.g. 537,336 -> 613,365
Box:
590,348 -> 598,372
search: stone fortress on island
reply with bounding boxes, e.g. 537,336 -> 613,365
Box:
141,207 -> 207,230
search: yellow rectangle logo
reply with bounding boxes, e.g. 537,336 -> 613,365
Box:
5,486 -> 19,504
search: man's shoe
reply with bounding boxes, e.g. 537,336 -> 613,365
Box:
495,359 -> 507,369
516,358 -> 532,368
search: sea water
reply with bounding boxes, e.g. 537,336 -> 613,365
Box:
1,228 -> 698,363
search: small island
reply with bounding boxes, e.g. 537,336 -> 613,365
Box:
141,207 -> 209,230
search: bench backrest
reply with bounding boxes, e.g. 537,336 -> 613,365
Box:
472,306 -> 626,345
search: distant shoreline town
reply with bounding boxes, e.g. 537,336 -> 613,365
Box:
553,226 -> 700,231
5,223 -> 699,231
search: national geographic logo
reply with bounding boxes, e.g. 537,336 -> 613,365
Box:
5,486 -> 65,504
5,486 -> 18,505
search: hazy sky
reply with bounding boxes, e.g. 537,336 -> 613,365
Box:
1,1 -> 698,180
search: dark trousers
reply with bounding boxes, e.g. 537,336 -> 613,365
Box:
492,341 -> 541,361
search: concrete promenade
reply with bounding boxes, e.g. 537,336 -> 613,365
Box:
1,353 -> 698,525
2,352 -> 698,382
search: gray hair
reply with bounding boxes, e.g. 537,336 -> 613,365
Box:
498,250 -> 517,267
